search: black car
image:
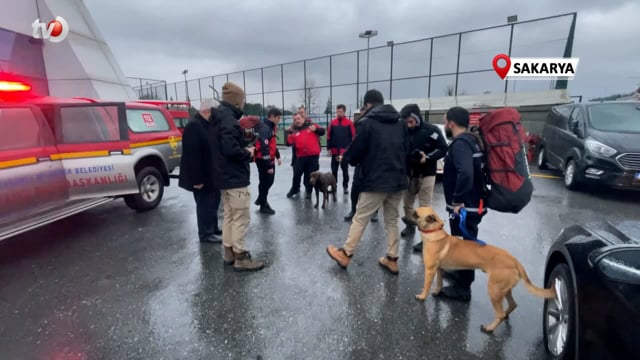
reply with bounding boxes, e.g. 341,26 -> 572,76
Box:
542,220 -> 640,359
537,101 -> 640,190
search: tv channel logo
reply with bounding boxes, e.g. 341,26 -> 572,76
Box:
32,16 -> 69,43
492,54 -> 579,80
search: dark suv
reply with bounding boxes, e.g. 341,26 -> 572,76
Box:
537,101 -> 640,191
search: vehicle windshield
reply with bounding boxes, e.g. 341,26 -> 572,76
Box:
588,103 -> 640,133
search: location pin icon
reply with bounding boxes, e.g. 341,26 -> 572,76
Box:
492,54 -> 511,80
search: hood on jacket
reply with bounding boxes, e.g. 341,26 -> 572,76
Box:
365,104 -> 400,124
218,101 -> 244,119
400,104 -> 424,128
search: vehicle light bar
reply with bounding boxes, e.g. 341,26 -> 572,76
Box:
0,80 -> 31,92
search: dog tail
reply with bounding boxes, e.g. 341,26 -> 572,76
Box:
515,260 -> 556,299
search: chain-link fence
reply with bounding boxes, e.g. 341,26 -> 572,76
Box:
132,13 -> 576,140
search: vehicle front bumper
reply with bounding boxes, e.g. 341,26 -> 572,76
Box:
580,155 -> 640,190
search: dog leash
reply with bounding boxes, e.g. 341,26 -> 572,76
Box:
456,208 -> 487,246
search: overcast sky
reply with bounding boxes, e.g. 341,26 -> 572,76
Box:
85,0 -> 639,110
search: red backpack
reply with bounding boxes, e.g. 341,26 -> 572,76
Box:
471,107 -> 533,213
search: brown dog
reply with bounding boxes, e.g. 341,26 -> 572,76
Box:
309,171 -> 337,209
410,206 -> 556,333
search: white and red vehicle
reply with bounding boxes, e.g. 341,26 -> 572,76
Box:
0,73 -> 183,241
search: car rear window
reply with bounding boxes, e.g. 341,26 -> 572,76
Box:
0,108 -> 45,150
126,109 -> 170,133
588,103 -> 640,133
59,106 -> 121,143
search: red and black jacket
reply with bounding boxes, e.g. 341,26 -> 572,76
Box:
327,116 -> 355,155
286,120 -> 325,157
254,118 -> 280,164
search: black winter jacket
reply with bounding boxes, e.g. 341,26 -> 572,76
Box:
344,104 -> 409,193
442,132 -> 487,214
178,113 -> 216,192
209,101 -> 252,190
407,122 -> 448,177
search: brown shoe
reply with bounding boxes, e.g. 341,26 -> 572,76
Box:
223,246 -> 235,265
327,245 -> 352,269
233,251 -> 264,272
378,255 -> 399,275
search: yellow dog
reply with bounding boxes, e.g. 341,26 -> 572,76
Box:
410,207 -> 556,333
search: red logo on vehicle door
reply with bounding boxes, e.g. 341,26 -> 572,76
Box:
142,113 -> 155,128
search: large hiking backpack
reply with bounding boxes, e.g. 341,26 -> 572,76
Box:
471,107 -> 533,213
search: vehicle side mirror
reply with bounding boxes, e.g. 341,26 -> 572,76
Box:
589,246 -> 640,285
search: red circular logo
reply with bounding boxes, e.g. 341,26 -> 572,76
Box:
47,20 -> 64,37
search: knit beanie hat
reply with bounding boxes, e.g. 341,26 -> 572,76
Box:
400,104 -> 423,126
222,82 -> 245,109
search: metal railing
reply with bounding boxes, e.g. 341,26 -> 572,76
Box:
132,12 -> 577,141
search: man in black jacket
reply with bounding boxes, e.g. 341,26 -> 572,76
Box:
327,89 -> 409,275
178,98 -> 222,243
327,104 -> 355,194
254,107 -> 283,215
210,82 -> 264,272
439,106 -> 487,301
398,104 -> 448,251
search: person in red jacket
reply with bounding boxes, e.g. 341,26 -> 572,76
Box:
286,114 -> 326,199
327,104 -> 356,194
254,107 -> 283,215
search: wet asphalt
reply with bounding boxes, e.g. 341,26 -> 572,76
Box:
1,154 -> 639,360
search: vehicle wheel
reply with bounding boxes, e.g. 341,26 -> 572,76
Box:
537,146 -> 549,170
543,263 -> 576,360
563,159 -> 581,190
124,166 -> 164,212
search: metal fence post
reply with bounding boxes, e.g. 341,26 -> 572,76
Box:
504,23 -> 515,95
211,76 -> 215,99
555,12 -> 577,90
329,55 -> 333,118
428,39 -> 433,98
261,67 -> 265,117
389,43 -> 394,102
198,79 -> 202,101
281,64 -> 285,123
356,51 -> 360,107
303,60 -> 307,110
454,33 -> 462,97
243,71 -> 246,93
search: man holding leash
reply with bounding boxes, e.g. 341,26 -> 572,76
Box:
439,106 -> 488,301
398,104 -> 448,251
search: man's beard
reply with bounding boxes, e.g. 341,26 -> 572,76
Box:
445,127 -> 453,138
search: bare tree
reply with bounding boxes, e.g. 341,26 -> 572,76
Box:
444,84 -> 466,96
301,78 -> 317,112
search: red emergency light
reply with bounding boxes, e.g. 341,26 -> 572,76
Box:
0,80 -> 31,92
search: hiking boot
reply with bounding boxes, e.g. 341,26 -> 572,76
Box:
286,190 -> 299,198
344,211 -> 355,222
326,245 -> 352,269
401,225 -> 416,238
433,285 -> 471,302
254,198 -> 261,206
259,203 -> 275,215
412,241 -> 423,253
201,236 -> 222,244
378,255 -> 399,275
371,210 -> 379,223
233,251 -> 264,272
223,246 -> 235,265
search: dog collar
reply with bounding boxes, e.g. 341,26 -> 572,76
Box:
419,225 -> 444,234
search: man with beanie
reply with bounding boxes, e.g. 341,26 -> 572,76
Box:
327,89 -> 409,275
211,82 -> 264,272
178,98 -> 223,243
253,107 -> 283,215
343,105 -> 379,224
327,104 -> 355,194
437,106 -> 487,301
399,104 -> 448,251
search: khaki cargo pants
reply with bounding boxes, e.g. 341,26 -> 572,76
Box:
221,187 -> 250,253
403,175 -> 436,218
343,191 -> 404,258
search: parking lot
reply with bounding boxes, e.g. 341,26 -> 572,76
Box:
0,155 -> 638,360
